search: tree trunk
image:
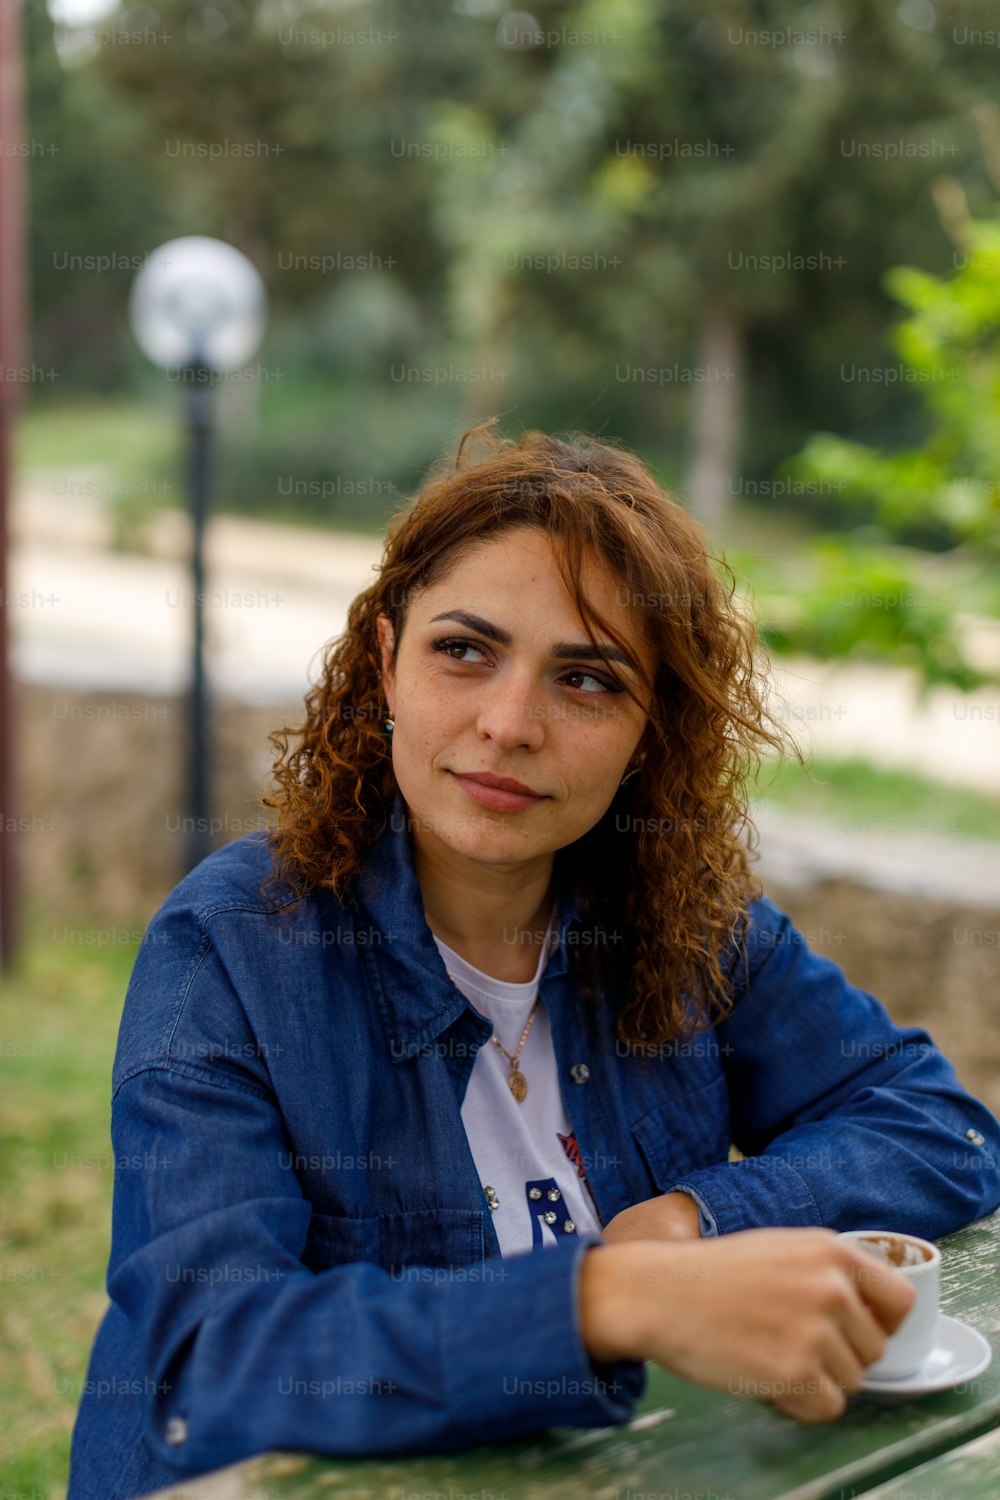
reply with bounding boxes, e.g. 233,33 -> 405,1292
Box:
685,302 -> 744,535
462,269 -> 512,430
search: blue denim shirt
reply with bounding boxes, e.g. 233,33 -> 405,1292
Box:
68,789 -> 1000,1500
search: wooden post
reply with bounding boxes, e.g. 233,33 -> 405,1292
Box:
0,0 -> 27,969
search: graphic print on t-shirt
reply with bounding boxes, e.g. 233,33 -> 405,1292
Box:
526,1175 -> 577,1249
557,1129 -> 588,1182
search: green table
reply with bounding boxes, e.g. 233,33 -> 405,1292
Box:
852,1426 -> 1000,1498
148,1210 -> 1000,1500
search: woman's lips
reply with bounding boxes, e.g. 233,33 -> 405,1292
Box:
452,773 -> 547,812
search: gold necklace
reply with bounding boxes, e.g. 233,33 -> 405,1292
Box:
447,972 -> 540,1103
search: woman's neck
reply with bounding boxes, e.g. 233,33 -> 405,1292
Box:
414,841 -> 557,983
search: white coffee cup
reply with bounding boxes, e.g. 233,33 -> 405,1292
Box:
838,1228 -> 941,1380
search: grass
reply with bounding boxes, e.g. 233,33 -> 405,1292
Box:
12,392 -> 401,539
753,754 -> 1000,841
14,396 -> 177,488
0,919 -> 138,1500
13,395 -> 181,551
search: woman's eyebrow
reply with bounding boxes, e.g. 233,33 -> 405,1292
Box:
428,609 -> 639,672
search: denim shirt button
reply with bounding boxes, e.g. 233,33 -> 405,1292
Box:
164,1417 -> 188,1446
965,1128 -> 986,1146
570,1063 -> 590,1083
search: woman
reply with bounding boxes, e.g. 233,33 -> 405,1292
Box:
69,426 -> 1000,1500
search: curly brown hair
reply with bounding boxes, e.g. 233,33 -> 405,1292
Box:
264,422 -> 805,1049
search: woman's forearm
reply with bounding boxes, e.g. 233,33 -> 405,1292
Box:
578,1242 -> 653,1363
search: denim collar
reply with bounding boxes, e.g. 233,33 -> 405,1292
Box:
352,786 -> 583,1062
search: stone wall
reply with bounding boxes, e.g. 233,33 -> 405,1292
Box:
759,876 -> 1000,1118
11,684 -> 999,1116
13,682 -> 285,920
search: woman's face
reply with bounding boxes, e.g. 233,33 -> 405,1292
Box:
376,527 -> 655,865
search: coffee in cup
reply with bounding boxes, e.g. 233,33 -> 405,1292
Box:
838,1229 -> 941,1380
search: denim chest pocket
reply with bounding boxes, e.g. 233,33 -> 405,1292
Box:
304,1206 -> 486,1275
631,1073 -> 731,1191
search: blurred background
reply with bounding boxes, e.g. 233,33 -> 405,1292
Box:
3,1 -> 1000,1492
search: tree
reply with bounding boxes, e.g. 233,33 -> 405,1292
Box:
24,0 -> 172,387
418,0 -> 1000,524
34,0 -> 1000,525
772,118 -> 1000,692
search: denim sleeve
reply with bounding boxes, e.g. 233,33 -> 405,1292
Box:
666,895 -> 1000,1240
108,1057 -> 646,1479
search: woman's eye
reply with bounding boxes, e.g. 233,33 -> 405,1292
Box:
562,669 -> 618,694
431,637 -> 488,665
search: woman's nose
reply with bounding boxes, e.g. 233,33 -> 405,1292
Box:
474,670 -> 549,748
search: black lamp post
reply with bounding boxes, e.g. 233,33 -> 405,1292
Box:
129,238 -> 266,874
185,350 -> 213,869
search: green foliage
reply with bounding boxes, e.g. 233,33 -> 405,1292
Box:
24,0 -> 174,388
765,192 -> 1000,690
789,205 -> 1000,553
21,0 -> 1000,689
27,0 -> 1000,486
217,372 -> 445,528
748,540 -> 990,696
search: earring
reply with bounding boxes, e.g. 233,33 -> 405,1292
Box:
384,718 -> 394,738
620,765 -> 639,786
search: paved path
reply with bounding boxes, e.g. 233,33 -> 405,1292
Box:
751,802 -> 1000,906
10,474 -> 1000,794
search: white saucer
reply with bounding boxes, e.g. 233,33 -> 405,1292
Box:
859,1313 -> 993,1396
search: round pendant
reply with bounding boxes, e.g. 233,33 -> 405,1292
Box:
508,1069 -> 528,1103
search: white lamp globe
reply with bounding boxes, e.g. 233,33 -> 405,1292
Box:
129,236 -> 266,371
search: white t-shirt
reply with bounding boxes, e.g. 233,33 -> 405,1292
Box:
431,903 -> 604,1259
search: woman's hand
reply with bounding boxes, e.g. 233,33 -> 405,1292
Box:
600,1191 -> 703,1244
579,1227 -> 916,1424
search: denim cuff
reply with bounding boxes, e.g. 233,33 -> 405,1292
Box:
666,1160 -> 823,1235
667,1184 -> 720,1238
441,1233 -> 647,1441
